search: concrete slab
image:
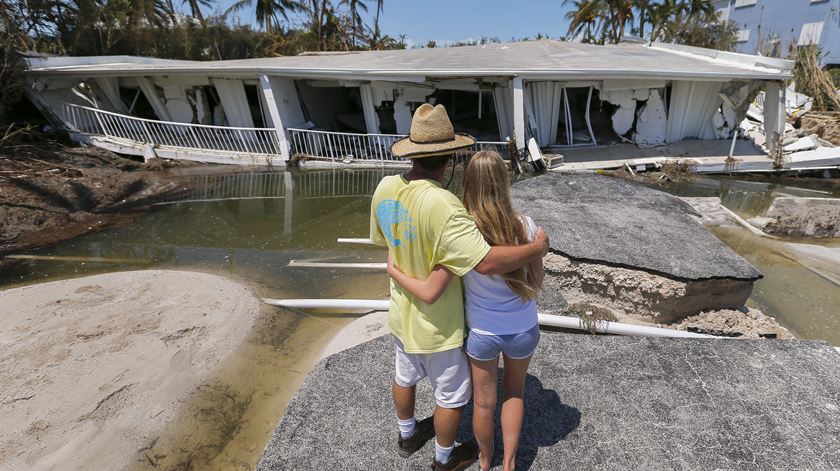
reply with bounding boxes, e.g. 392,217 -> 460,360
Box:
510,174 -> 761,281
554,140 -> 770,171
256,332 -> 840,470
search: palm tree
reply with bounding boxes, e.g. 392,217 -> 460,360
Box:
564,0 -> 601,43
648,0 -> 687,42
606,0 -> 634,43
632,0 -> 651,38
339,0 -> 368,48
683,0 -> 714,28
183,0 -> 221,59
369,0 -> 384,49
225,0 -> 303,34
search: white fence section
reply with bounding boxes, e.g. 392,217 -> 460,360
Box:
63,104 -> 282,157
288,128 -> 509,162
62,104 -> 509,165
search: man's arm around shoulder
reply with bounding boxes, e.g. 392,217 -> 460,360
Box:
473,227 -> 550,275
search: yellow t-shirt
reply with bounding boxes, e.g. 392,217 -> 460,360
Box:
370,175 -> 491,354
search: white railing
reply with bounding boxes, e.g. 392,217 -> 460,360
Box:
62,103 -> 509,164
287,128 -> 509,162
63,104 -> 282,157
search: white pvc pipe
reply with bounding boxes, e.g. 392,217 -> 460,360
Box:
288,260 -> 386,269
337,238 -> 374,245
536,313 -> 716,339
263,298 -> 390,310
262,298 -> 719,339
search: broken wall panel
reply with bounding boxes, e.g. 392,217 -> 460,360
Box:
633,90 -> 667,147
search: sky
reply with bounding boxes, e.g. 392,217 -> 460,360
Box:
212,0 -> 579,48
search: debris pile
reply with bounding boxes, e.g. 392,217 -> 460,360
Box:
670,307 -> 794,339
739,82 -> 840,169
800,112 -> 840,146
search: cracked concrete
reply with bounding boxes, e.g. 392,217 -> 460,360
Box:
512,174 -> 761,322
538,252 -> 755,323
510,174 -> 761,281
256,332 -> 840,470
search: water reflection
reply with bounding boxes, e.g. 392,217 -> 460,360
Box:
653,175 -> 840,218
0,169 -> 400,296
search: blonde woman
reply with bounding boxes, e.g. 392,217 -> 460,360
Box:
387,150 -> 544,471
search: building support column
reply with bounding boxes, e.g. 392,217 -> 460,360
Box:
513,77 -> 526,151
763,81 -> 786,155
260,74 -> 291,162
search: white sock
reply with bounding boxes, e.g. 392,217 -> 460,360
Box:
435,440 -> 454,464
398,416 -> 416,439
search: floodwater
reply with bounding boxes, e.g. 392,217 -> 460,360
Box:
652,175 -> 840,346
2,169 -> 839,468
0,168 -> 398,470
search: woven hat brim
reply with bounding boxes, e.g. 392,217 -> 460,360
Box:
391,133 -> 477,158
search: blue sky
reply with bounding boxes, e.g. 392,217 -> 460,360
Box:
211,0 -> 579,47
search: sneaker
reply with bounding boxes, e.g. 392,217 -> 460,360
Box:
397,416 -> 435,458
431,441 -> 478,471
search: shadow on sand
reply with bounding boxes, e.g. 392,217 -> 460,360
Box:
457,371 -> 580,470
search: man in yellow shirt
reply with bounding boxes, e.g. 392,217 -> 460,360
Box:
370,104 -> 549,471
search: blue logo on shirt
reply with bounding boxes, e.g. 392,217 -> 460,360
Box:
377,199 -> 416,247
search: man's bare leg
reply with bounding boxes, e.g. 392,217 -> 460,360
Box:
433,405 -> 463,447
393,381 -> 416,420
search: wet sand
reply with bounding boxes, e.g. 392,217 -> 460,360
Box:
0,270 -> 261,470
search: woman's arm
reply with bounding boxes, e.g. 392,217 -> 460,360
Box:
532,254 -> 544,289
387,254 -> 454,304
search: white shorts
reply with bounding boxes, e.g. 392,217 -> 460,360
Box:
393,337 -> 472,409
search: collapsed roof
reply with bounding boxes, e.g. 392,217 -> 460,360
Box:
25,40 -> 793,81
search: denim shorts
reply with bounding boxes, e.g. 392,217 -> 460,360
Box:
465,325 -> 540,361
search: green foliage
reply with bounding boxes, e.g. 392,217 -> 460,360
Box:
564,0 -> 738,51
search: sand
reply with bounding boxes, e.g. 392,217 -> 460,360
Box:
0,270 -> 260,470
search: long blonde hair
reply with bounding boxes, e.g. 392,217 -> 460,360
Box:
463,151 -> 543,301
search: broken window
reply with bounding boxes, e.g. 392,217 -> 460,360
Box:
426,89 -> 500,141
556,87 -> 598,147
296,81 -> 365,132
243,84 -> 267,129
119,87 -> 158,120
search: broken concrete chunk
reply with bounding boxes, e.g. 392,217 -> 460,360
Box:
747,217 -> 775,230
633,90 -> 667,147
612,106 -> 635,136
712,111 -> 728,139
783,135 -> 820,153
602,89 -> 635,108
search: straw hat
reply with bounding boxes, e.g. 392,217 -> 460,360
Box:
391,104 -> 476,158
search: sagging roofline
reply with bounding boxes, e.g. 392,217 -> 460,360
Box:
22,39 -> 794,81
24,68 -> 793,82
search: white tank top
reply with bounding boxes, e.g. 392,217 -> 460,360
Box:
463,215 -> 538,336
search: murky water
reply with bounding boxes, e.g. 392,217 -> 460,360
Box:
651,175 -> 840,346
2,169 -> 839,468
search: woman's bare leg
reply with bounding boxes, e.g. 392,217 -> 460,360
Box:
469,357 -> 499,471
500,354 -> 532,471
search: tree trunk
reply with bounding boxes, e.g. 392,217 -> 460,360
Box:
190,0 -> 221,59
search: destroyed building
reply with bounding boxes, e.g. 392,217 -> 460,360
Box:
714,0 -> 840,67
23,40 -> 793,166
